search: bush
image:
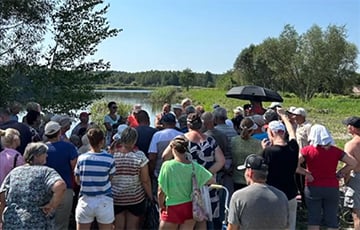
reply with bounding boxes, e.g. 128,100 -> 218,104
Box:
150,87 -> 179,104
90,100 -> 132,132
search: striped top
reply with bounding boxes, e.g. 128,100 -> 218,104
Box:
112,150 -> 149,205
75,151 -> 116,197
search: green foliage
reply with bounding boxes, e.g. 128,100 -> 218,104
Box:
233,24 -> 358,101
0,0 -> 120,112
150,87 -> 179,104
179,68 -> 194,91
90,100 -> 131,132
183,88 -> 358,148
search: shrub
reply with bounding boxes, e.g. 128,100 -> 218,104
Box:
90,100 -> 132,132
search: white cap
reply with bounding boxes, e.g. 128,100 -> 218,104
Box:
268,120 -> 285,133
268,102 -> 282,109
113,124 -> 128,141
292,107 -> 306,117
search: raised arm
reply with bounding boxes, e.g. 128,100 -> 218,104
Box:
277,108 -> 296,140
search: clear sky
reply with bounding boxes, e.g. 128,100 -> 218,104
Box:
92,0 -> 360,74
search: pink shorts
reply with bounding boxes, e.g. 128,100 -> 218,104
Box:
160,201 -> 192,224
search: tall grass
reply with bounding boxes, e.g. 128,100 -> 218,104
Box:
183,88 -> 360,148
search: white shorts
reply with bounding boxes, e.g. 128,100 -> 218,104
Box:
75,195 -> 114,224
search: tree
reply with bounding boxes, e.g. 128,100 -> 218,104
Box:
233,45 -> 277,89
235,24 -> 358,101
179,68 -> 194,91
0,0 -> 57,64
0,0 -> 120,112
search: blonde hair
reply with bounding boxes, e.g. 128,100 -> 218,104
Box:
118,127 -> 138,148
0,128 -> 20,148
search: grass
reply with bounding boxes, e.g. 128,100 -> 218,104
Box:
183,88 -> 360,149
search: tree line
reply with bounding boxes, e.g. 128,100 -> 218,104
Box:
1,0 -> 359,114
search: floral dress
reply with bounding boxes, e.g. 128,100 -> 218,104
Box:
0,165 -> 62,230
188,136 -> 220,218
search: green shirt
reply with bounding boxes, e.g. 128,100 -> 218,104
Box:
158,159 -> 213,206
231,136 -> 263,185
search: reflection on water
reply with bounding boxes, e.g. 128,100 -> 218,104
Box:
96,90 -> 162,127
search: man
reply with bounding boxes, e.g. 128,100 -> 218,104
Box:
201,111 -> 227,155
44,121 -> 78,230
148,113 -> 183,195
343,116 -> 360,230
291,107 -> 312,207
292,107 -> 312,149
227,154 -> 289,230
213,107 -> 237,194
71,112 -> 91,138
262,108 -> 299,230
0,107 -> 32,154
134,109 -> 157,155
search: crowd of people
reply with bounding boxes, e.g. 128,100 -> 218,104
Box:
0,98 -> 359,230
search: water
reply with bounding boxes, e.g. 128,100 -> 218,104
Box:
94,89 -> 162,127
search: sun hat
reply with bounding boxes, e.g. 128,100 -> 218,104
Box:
44,121 -> 61,136
237,154 -> 268,171
308,124 -> 335,147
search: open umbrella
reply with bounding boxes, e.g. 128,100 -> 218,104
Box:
226,85 -> 283,102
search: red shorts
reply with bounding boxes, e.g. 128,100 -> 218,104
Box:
160,201 -> 192,224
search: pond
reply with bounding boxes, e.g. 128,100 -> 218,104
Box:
94,89 -> 162,127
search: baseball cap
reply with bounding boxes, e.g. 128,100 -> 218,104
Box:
268,102 -> 282,109
172,104 -> 182,110
113,124 -> 128,141
343,116 -> 360,128
268,120 -> 285,133
44,121 -> 61,136
251,114 -> 265,127
292,107 -> 307,117
237,154 -> 268,171
160,113 -> 176,124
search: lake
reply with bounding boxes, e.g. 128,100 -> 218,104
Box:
94,89 -> 162,127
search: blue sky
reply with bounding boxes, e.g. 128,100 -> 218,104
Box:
92,0 -> 360,74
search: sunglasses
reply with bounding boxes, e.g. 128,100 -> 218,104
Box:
112,106 -> 118,109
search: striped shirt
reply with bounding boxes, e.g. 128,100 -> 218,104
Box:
112,150 -> 149,205
75,151 -> 116,197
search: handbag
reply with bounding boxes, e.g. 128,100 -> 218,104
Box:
191,162 -> 210,222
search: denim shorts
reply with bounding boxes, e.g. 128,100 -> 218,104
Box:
305,186 -> 339,228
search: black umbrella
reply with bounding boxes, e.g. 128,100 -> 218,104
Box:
226,85 -> 283,102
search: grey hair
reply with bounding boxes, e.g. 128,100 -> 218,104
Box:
23,142 -> 48,164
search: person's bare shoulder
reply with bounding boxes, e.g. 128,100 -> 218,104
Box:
345,137 -> 360,157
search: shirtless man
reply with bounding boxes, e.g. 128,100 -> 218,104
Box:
343,116 -> 360,230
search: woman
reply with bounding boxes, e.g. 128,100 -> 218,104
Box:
0,142 -> 66,229
231,117 -> 262,190
158,135 -> 215,230
184,112 -> 225,229
111,127 -> 152,230
0,128 -> 25,184
296,124 -> 357,230
104,101 -> 122,147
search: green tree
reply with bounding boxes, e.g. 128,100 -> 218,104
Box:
0,0 -> 120,112
179,68 -> 194,91
239,24 -> 358,101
